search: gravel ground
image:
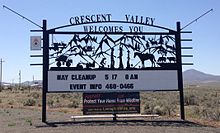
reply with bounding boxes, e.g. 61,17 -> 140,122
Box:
0,108 -> 219,133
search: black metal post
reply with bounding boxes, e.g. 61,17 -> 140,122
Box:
42,20 -> 49,122
176,22 -> 185,120
113,113 -> 117,121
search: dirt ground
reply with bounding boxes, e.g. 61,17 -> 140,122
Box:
0,107 -> 219,133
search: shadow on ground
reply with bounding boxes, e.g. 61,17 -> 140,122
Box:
35,120 -> 211,128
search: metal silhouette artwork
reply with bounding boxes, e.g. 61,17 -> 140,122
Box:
134,52 -> 156,67
110,48 -> 115,69
119,47 -> 124,69
49,34 -> 177,70
127,50 -> 130,69
55,55 -> 72,67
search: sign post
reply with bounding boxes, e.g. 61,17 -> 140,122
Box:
176,22 -> 185,120
42,20 -> 49,123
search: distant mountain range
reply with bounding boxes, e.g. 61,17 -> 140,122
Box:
183,69 -> 220,87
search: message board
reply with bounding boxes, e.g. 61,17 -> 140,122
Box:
83,92 -> 140,115
48,70 -> 178,92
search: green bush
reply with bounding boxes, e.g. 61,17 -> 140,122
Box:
153,105 -> 166,115
8,100 -> 14,105
68,99 -> 79,108
23,99 -> 36,106
141,93 -> 178,116
26,118 -> 33,126
31,92 -> 40,99
163,102 -> 176,116
184,93 -> 199,106
142,102 -> 154,114
60,94 -> 72,99
200,97 -> 220,121
210,109 -> 220,121
47,99 -> 54,108
8,122 -> 16,127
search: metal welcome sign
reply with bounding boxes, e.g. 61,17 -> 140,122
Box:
31,13 -> 192,122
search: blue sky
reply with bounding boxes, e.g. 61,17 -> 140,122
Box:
0,0 -> 219,83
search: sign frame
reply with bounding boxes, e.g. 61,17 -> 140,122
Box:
31,14 -> 192,122
48,70 -> 178,92
83,92 -> 140,115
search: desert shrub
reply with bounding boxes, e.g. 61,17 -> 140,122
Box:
68,99 -> 79,108
60,93 -> 72,99
56,97 -> 60,103
143,101 -> 174,116
141,92 -> 178,116
210,109 -> 220,121
59,109 -> 68,113
31,92 -> 40,99
8,122 -> 16,127
200,96 -> 220,121
200,107 -> 220,121
8,100 -> 14,105
26,118 -> 33,126
142,101 -> 155,114
210,92 -> 218,97
184,93 -> 199,106
23,99 -> 36,106
187,93 -> 220,121
163,102 -> 176,116
153,105 -> 166,115
60,94 -> 66,98
47,99 -> 54,108
191,106 -> 200,116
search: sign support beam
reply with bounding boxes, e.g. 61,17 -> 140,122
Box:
42,20 -> 49,123
176,22 -> 185,120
